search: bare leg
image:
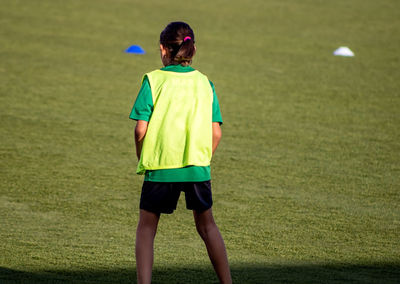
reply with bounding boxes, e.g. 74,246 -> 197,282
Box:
193,209 -> 232,284
136,209 -> 160,284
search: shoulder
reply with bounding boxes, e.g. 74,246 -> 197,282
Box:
143,70 -> 167,88
144,69 -> 162,79
190,70 -> 212,89
193,69 -> 209,79
192,69 -> 213,87
146,69 -> 163,75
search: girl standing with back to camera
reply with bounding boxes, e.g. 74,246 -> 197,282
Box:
129,21 -> 232,284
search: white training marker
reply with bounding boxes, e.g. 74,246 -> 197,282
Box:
333,46 -> 354,57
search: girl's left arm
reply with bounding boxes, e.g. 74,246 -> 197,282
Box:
135,120 -> 149,160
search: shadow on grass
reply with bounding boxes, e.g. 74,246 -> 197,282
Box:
0,263 -> 399,283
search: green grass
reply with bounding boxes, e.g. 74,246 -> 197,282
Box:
1,0 -> 399,283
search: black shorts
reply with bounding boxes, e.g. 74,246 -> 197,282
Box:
140,181 -> 213,214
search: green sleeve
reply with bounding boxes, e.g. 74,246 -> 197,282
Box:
210,81 -> 223,124
129,76 -> 154,121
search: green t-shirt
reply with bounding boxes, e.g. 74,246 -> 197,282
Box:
129,64 -> 223,182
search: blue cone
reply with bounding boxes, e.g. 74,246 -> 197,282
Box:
125,45 -> 145,54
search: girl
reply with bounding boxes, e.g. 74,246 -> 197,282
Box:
130,21 -> 231,284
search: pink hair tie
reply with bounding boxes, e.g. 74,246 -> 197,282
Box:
184,36 -> 192,42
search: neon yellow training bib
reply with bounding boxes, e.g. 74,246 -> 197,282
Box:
137,69 -> 213,174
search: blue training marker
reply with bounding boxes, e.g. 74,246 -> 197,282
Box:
125,45 -> 145,54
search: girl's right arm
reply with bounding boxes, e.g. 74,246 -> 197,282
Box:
212,122 -> 222,155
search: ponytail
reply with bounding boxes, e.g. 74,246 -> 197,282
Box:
160,22 -> 196,65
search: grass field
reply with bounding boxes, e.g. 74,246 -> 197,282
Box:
1,0 -> 399,283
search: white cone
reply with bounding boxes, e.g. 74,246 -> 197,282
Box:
333,46 -> 354,57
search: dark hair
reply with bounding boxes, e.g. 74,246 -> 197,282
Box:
160,22 -> 195,65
